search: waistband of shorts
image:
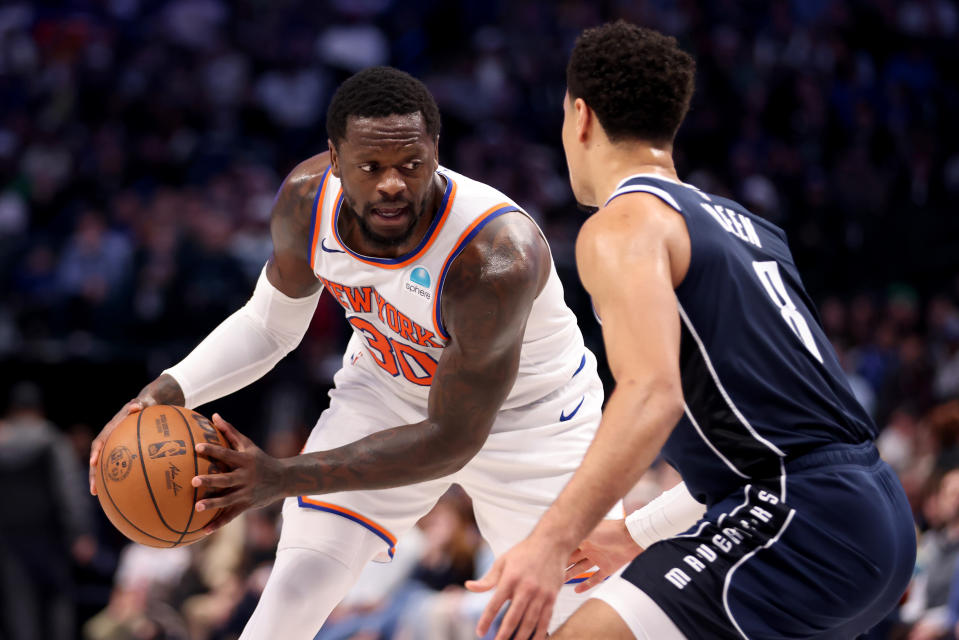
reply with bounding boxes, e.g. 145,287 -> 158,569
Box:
784,440 -> 878,473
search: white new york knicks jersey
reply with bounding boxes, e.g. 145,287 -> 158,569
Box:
307,165 -> 589,415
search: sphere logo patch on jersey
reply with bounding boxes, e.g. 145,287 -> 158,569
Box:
405,266 -> 432,301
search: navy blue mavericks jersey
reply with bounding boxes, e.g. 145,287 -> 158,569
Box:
605,175 -> 875,506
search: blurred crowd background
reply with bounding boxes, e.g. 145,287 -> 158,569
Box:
1,0 -> 958,638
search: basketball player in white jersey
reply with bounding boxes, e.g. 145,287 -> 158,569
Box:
88,66 -> 621,638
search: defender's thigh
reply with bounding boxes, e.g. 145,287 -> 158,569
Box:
618,464 -> 914,640
557,580 -> 687,640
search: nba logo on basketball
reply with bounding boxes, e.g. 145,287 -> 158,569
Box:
148,440 -> 188,459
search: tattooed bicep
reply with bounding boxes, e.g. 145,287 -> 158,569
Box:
441,212 -> 549,357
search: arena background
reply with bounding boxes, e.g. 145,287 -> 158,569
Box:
1,1 -> 958,639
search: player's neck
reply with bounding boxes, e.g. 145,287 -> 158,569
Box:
592,144 -> 679,208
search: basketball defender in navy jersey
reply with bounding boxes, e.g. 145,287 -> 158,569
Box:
467,21 -> 916,640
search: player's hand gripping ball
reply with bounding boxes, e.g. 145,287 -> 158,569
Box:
95,405 -> 230,547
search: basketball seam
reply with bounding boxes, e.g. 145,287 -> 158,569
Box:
137,406 -> 187,545
172,406 -> 201,542
99,430 -> 183,545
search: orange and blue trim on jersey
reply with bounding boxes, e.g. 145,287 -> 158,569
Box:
329,175 -> 457,269
297,496 -> 397,559
432,203 -> 519,340
308,166 -> 333,269
565,570 -> 600,585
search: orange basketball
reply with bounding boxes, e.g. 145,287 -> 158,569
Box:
96,405 -> 229,547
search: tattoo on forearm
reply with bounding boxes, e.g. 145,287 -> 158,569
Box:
282,215 -> 543,497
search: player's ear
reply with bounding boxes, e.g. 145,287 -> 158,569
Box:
328,139 -> 340,177
574,98 -> 591,142
432,136 -> 440,170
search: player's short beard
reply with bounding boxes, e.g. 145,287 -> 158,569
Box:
355,209 -> 420,248
343,190 -> 429,249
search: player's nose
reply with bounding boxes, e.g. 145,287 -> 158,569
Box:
376,168 -> 406,199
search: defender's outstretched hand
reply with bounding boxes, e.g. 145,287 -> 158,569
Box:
564,519 -> 643,593
465,535 -> 566,640
191,413 -> 287,534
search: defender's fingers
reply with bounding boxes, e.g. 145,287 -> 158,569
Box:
574,570 -> 610,594
563,558 -> 593,582
494,591 -> 530,640
535,601 -> 554,640
567,548 -> 587,565
465,560 -> 502,593
512,598 -> 544,640
475,581 -> 511,636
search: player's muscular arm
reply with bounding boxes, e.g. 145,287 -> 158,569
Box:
191,213 -> 550,518
89,154 -> 330,494
468,196 -> 690,640
530,195 -> 688,551
265,152 -> 329,298
280,212 -> 549,491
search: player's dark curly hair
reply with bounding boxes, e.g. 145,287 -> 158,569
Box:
567,21 -> 696,144
326,66 -> 441,145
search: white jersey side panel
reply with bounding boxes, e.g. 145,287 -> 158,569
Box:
308,166 -> 589,417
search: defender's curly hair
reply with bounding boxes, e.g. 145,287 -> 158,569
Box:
326,66 -> 441,145
567,21 -> 696,144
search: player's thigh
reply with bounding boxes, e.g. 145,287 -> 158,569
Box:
457,379 -> 621,630
457,375 -> 612,556
285,367 -> 451,561
555,581 -> 687,640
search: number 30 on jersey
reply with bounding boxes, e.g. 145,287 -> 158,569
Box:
348,317 -> 438,385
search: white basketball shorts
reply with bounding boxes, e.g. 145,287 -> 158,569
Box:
279,349 -> 623,629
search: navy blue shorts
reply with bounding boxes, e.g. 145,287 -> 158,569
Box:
621,442 -> 916,639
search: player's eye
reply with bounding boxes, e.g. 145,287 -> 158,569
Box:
402,160 -> 422,171
358,164 -> 376,173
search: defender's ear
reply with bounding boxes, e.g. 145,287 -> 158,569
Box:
575,97 -> 592,143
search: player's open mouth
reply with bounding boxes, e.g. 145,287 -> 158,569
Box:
371,206 -> 410,225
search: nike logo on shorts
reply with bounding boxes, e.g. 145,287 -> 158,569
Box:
321,238 -> 345,254
560,396 -> 585,422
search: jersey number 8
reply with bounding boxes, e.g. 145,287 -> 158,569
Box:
752,261 -> 824,364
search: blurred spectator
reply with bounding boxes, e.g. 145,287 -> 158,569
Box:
56,208 -> 133,339
0,381 -> 96,640
83,542 -> 192,640
901,468 -> 959,639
